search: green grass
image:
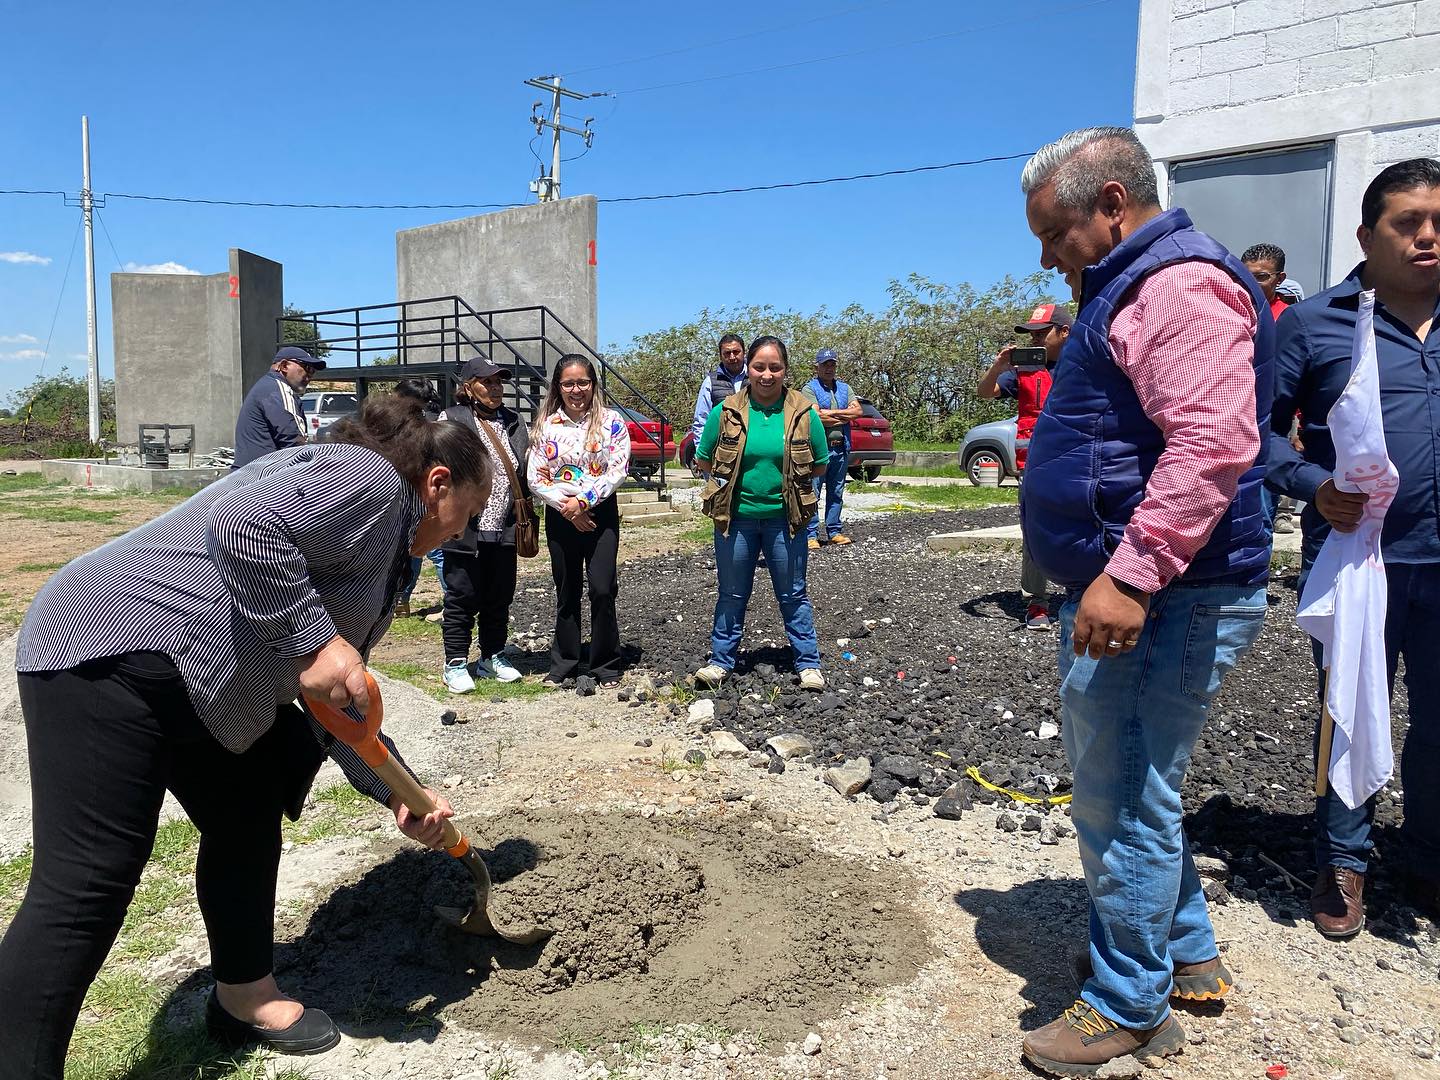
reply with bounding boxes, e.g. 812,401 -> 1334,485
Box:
891,439 -> 953,451
380,616 -> 442,643
0,847 -> 34,922
370,660 -> 550,702
16,560 -> 68,573
873,483 -> 1017,509
874,462 -> 967,478
4,503 -> 123,524
0,472 -> 49,493
678,520 -> 714,545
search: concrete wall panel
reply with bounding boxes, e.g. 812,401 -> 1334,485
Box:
395,196 -> 598,376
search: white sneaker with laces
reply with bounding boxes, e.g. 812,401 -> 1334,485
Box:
443,658 -> 475,694
695,664 -> 729,686
483,654 -> 522,683
798,668 -> 825,691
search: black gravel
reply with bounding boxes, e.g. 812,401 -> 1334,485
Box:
511,505 -> 1418,920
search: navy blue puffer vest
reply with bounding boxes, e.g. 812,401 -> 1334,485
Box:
1020,208 -> 1274,590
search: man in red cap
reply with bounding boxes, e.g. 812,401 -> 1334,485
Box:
979,302 -> 1072,628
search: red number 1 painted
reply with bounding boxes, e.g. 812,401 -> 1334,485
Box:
587,240 -> 597,267
228,276 -> 239,298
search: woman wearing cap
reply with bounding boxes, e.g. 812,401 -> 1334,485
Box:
437,359 -> 532,692
0,394 -> 490,1074
525,354 -> 630,687
693,335 -> 829,691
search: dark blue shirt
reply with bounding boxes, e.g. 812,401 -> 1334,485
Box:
234,370 -> 307,468
1268,262 -> 1440,565
995,369 -> 1020,399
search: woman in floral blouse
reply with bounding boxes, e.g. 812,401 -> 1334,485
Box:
526,354 -> 631,686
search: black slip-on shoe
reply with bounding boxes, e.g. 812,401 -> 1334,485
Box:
206,990 -> 341,1056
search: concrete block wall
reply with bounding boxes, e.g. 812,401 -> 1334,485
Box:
1155,0 -> 1435,114
113,250 -> 282,455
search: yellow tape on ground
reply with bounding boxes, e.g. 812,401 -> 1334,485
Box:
965,765 -> 1072,806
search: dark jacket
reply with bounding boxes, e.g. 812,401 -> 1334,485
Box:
233,370 -> 306,468
1268,263 -> 1440,568
1021,207 -> 1274,589
440,403 -> 531,551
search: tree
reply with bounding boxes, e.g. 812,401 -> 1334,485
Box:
280,303 -> 332,359
5,367 -> 116,436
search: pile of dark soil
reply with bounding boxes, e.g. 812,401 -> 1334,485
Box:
274,809 -> 929,1045
511,506 -> 1414,916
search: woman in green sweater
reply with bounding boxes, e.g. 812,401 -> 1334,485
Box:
693,335 -> 830,690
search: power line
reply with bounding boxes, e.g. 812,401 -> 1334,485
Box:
605,0 -> 1117,95
104,192 -> 525,210
0,148 -> 1032,213
598,151 -> 1034,202
560,0 -> 900,77
95,209 -> 125,270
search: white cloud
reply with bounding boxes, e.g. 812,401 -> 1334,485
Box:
122,260 -> 200,275
0,333 -> 38,344
0,251 -> 52,266
1,349 -> 46,362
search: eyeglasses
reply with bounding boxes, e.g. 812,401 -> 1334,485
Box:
1250,271 -> 1276,282
559,380 -> 593,391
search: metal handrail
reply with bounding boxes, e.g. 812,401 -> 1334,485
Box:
278,296 -> 672,489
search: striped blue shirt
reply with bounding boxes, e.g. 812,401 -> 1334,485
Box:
17,441 -> 423,802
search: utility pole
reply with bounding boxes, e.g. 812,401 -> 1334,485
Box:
81,116 -> 101,443
524,76 -> 597,202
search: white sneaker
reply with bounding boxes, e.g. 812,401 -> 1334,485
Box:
798,668 -> 825,691
443,659 -> 475,694
695,664 -> 729,686
476,654 -> 522,683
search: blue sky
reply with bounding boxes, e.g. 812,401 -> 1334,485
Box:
0,0 -> 1139,407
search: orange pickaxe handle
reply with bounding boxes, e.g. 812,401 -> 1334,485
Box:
304,671 -> 472,859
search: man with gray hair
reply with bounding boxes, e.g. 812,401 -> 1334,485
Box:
1015,127 -> 1274,1075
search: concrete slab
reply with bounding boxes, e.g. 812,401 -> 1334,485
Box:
927,522 -> 1303,556
42,458 -> 224,492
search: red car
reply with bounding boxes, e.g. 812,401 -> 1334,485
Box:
616,406 -> 676,478
847,397 -> 895,482
678,397 -> 894,482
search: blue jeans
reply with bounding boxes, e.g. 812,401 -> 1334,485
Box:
1059,582 -> 1267,1029
1303,560 -> 1440,878
808,450 -> 848,541
710,515 -> 820,671
401,548 -> 445,602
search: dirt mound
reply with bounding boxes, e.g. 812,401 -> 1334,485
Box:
275,808 -> 931,1045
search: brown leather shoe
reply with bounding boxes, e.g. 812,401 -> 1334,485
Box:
1070,950 -> 1235,1001
1022,1000 -> 1185,1076
1311,866 -> 1366,939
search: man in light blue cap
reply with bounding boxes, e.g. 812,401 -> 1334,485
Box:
803,348 -> 862,548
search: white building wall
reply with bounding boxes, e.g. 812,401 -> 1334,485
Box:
1136,0 -> 1440,286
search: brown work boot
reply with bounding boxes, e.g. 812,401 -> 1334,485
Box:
1023,1000 -> 1185,1076
1070,950 -> 1235,1002
1310,866 -> 1366,939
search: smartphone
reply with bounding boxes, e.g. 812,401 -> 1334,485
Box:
1011,346 -> 1048,371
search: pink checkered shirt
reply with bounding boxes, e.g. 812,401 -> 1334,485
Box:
1104,261 -> 1261,593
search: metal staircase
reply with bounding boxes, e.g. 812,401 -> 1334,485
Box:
279,297 -> 673,492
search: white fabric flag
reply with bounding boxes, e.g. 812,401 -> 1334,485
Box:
1295,289 -> 1398,810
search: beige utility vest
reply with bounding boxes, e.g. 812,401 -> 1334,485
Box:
701,387 -> 820,537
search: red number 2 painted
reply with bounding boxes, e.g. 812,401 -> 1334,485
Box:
228,276 -> 239,298
587,240 -> 597,267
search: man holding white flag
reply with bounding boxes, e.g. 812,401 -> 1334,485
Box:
1269,158 -> 1440,940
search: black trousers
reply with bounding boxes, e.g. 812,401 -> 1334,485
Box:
442,542 -> 519,662
545,496 -> 621,680
0,653 -> 324,1080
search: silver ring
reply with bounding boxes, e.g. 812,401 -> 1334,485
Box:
1107,640 -> 1123,648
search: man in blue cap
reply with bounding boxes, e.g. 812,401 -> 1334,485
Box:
233,346 -> 326,468
803,348 -> 862,548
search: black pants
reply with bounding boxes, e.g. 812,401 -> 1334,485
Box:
545,496 -> 621,680
0,653 -> 324,1080
442,542 -> 519,662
